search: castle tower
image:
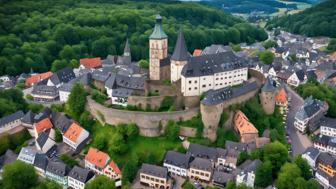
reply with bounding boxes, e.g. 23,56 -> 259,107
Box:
149,15 -> 168,80
123,38 -> 131,57
171,29 -> 190,82
260,77 -> 276,114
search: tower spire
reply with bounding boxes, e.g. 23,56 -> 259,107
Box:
171,28 -> 190,61
149,15 -> 167,39
123,38 -> 131,57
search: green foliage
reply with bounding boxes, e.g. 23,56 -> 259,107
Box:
33,180 -> 62,189
15,80 -> 25,89
263,141 -> 288,177
59,154 -> 79,167
216,128 -> 239,147
0,0 -> 267,76
327,38 -> 336,52
79,111 -> 95,132
267,0 -> 336,38
263,40 -> 278,49
218,111 -> 229,127
294,155 -> 313,180
258,50 -> 275,65
67,83 -> 87,119
165,120 -> 180,141
0,129 -> 31,155
55,129 -> 63,143
122,160 -> 138,184
2,161 -> 38,189
159,96 -> 174,111
183,181 -> 196,189
26,94 -> 34,101
296,79 -> 336,118
50,103 -> 65,112
230,43 -> 242,52
28,103 -> 44,113
0,88 -> 28,117
276,163 -> 302,189
255,160 -> 273,187
91,89 -> 108,105
237,151 -> 251,165
138,59 -> 149,69
85,175 -> 115,189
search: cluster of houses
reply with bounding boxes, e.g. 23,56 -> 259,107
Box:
253,30 -> 336,88
138,142 -> 268,189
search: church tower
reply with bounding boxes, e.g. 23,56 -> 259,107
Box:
149,15 -> 168,80
171,29 -> 190,82
260,77 -> 276,115
123,38 -> 131,57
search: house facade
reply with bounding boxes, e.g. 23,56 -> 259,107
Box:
68,166 -> 95,189
139,163 -> 171,189
0,111 -> 24,134
163,151 -> 191,177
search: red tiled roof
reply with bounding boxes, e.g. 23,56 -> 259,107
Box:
80,58 -> 102,69
108,160 -> 121,175
35,118 -> 53,134
233,111 -> 258,135
193,49 -> 202,56
275,88 -> 287,104
64,122 -> 83,143
85,147 -> 109,169
25,72 -> 53,87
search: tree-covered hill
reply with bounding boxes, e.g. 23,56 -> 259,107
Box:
267,0 -> 336,37
0,0 -> 267,76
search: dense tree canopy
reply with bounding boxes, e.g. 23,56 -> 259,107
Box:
267,0 -> 336,38
0,0 -> 267,76
67,83 -> 87,119
85,175 -> 115,189
0,88 -> 28,117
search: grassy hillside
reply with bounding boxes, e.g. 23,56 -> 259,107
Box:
0,0 -> 267,76
267,0 -> 336,37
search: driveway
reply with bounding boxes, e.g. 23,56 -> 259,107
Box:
286,86 -> 313,156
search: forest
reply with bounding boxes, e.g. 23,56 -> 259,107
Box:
0,0 -> 267,76
267,0 -> 336,38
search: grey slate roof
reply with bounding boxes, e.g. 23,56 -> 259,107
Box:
140,163 -> 168,179
171,29 -> 190,61
164,151 -> 192,169
160,56 -> 171,67
295,96 -> 325,121
213,171 -> 233,185
115,74 -> 145,90
262,77 -> 276,92
181,51 -> 247,77
112,88 -> 134,98
92,69 -> 111,82
149,15 -> 167,39
303,147 -> 320,161
68,166 -> 95,183
33,153 -> 48,171
202,81 -> 258,106
36,129 -> 54,148
32,85 -> 59,97
21,111 -> 35,125
34,108 -> 52,122
320,117 -> 336,129
0,149 -> 17,169
202,45 -> 232,55
51,112 -> 72,134
238,159 -> 261,173
317,152 -> 336,169
0,111 -> 24,127
46,160 -> 70,177
315,135 -> 336,148
187,143 -> 218,161
189,157 -> 213,172
18,147 -> 41,160
49,67 -> 75,85
225,141 -> 253,152
295,69 -> 306,81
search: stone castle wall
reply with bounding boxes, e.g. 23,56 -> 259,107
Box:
86,97 -> 199,137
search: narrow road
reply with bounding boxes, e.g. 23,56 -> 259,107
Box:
286,86 -> 313,156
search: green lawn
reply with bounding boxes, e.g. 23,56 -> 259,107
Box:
87,122 -> 183,167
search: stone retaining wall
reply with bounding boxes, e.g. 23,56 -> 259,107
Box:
86,97 -> 199,137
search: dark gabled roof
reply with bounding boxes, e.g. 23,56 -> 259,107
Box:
34,107 -> 52,122
0,111 -> 24,127
225,141 -> 250,152
315,135 -> 336,148
68,166 -> 95,183
317,152 -> 336,169
216,148 -> 227,158
238,159 -> 261,173
187,143 -> 217,161
105,74 -> 116,89
36,129 -> 52,148
50,112 -> 72,134
0,149 -> 17,168
189,157 -> 213,171
92,69 -> 110,82
115,74 -> 145,90
320,117 -> 336,129
21,111 -> 35,125
295,69 -> 306,81
171,29 -> 190,61
213,171 -> 233,184
33,153 -> 48,171
112,87 -> 134,98
149,15 -> 167,39
303,147 -> 320,160
164,151 -> 192,169
202,44 -> 233,55
160,56 -> 171,67
49,67 -> 75,85
202,81 -> 258,106
32,85 -> 58,97
262,77 -> 276,92
46,160 -> 70,177
181,51 -> 247,77
140,163 -> 168,179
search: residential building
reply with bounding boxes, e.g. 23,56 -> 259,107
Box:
0,110 -> 24,134
34,117 -> 53,137
103,160 -> 122,180
212,171 -> 233,188
85,147 -> 110,174
31,85 -> 59,102
68,166 -> 95,189
316,152 -> 336,177
233,111 -> 259,143
63,122 -> 89,151
163,150 -> 192,177
80,57 -> 102,69
287,70 -> 307,87
50,112 -> 72,134
294,96 -> 328,132
180,51 -> 248,96
235,159 -> 261,187
139,163 -> 171,189
33,153 -> 48,176
187,143 -> 218,163
25,71 -> 53,87
188,157 -> 213,182
314,135 -> 336,156
302,147 -> 321,169
47,67 -> 75,88
45,160 -> 70,186
17,147 -> 41,165
0,150 -> 18,172
36,128 -> 56,154
320,117 -> 336,137
275,85 -> 288,114
21,110 -> 35,128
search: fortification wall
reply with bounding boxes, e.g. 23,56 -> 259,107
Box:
86,97 -> 199,137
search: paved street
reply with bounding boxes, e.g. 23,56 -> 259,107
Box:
286,87 -> 313,156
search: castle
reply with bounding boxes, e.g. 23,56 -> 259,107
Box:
148,15 -> 249,97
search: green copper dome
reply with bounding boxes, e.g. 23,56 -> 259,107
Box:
149,15 -> 168,39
